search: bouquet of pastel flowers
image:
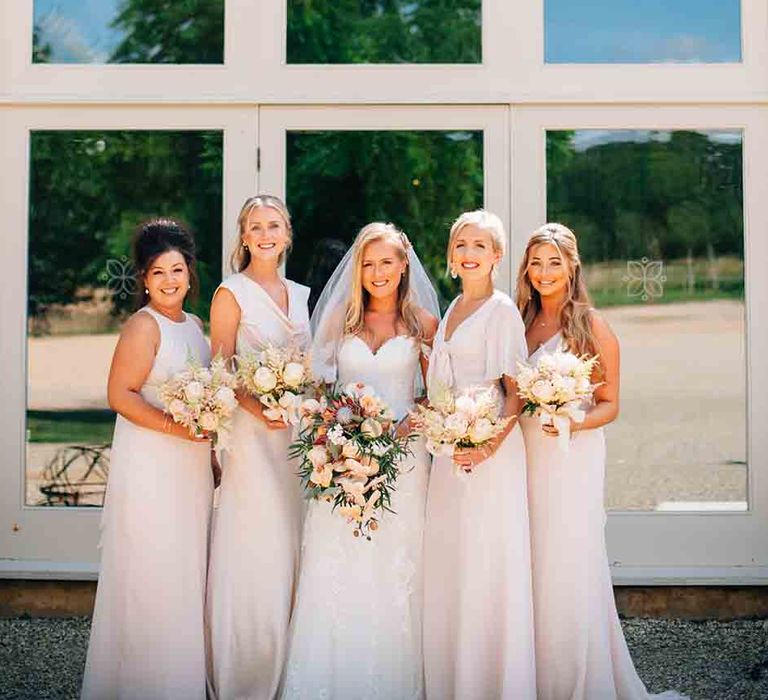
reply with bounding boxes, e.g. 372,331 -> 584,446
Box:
290,382 -> 412,539
157,353 -> 238,447
235,343 -> 313,425
410,383 -> 511,475
516,347 -> 600,451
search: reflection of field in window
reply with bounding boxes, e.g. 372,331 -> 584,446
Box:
26,131 -> 223,507
547,130 -> 746,511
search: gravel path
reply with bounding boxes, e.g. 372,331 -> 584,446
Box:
1,617 -> 766,699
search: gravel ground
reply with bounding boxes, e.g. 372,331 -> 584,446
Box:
0,617 -> 766,699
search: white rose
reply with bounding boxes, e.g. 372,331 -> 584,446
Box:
214,386 -> 238,410
552,374 -> 577,398
199,411 -> 218,432
308,445 -> 330,469
468,417 -> 494,444
454,395 -> 478,419
282,362 -> 305,389
576,376 -> 591,393
531,379 -> 556,403
278,392 -> 301,424
537,354 -> 557,373
183,381 -> 204,403
554,351 -> 581,374
444,412 -> 469,437
360,418 -> 384,439
253,367 -> 278,393
168,398 -> 187,416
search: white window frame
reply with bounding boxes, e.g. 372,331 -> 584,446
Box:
512,104 -> 768,584
4,2 -> 764,104
0,105 -> 257,578
0,0 -> 766,582
258,105 -> 510,290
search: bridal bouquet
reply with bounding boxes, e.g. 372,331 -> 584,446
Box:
157,353 -> 238,447
290,382 -> 412,539
235,343 -> 313,425
411,384 -> 511,474
516,348 -> 600,452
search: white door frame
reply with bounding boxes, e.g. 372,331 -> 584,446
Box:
0,104 -> 258,578
259,105 -> 511,290
513,104 -> 768,584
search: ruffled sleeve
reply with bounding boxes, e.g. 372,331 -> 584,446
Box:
484,293 -> 528,382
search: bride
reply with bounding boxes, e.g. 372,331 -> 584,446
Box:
281,222 -> 439,699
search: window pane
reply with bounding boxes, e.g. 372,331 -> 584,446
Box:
545,0 -> 741,63
32,0 -> 224,64
547,129 -> 746,511
286,130 -> 483,309
286,1 -> 481,64
27,130 -> 223,506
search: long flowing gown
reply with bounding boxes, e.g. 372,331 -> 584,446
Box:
281,334 -> 430,699
206,273 -> 311,700
521,331 -> 686,700
81,306 -> 213,700
423,290 -> 537,700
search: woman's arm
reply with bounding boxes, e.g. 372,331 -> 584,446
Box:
210,287 -> 287,430
107,313 -> 205,441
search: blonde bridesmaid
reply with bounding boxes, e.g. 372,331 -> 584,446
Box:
206,196 -> 311,700
423,210 -> 536,700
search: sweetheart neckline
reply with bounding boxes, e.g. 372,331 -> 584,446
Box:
346,334 -> 414,357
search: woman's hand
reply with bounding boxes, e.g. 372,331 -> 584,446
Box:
541,417 -> 582,438
395,415 -> 414,439
452,438 -> 499,472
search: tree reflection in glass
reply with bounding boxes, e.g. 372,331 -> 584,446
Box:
547,129 -> 746,511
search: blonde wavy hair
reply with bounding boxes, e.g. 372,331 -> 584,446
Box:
516,222 -> 600,359
345,222 -> 426,342
230,194 -> 293,272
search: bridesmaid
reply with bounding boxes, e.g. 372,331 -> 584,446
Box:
423,210 -> 536,700
82,219 -> 213,699
206,195 -> 311,700
517,223 -> 677,699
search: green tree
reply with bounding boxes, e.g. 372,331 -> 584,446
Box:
110,0 -> 224,63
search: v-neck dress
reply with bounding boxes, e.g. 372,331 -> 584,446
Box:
423,290 -> 537,700
521,333 -> 685,700
206,273 -> 311,700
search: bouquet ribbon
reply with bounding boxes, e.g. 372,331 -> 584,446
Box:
539,403 -> 585,452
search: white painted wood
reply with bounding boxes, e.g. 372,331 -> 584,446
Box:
0,106 -> 258,572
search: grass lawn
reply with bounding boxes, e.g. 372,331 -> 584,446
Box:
26,409 -> 115,444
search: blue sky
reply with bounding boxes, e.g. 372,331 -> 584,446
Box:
569,130 -> 742,153
545,0 -> 741,63
34,1 -> 123,62
35,0 -> 742,65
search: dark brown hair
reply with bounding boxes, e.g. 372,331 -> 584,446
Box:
132,218 -> 199,309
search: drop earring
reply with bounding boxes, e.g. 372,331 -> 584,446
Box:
450,265 -> 458,280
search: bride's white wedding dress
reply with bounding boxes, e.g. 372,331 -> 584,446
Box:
281,334 -> 430,699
